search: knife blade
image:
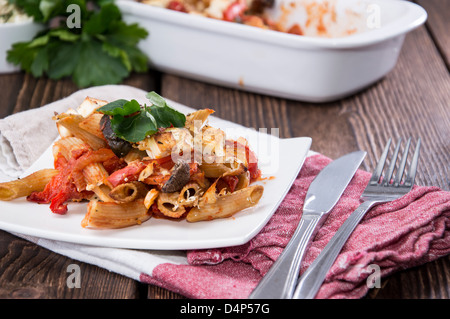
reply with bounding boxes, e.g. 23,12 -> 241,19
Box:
249,150 -> 366,299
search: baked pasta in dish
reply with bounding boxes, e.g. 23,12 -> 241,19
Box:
138,0 -> 306,35
0,92 -> 264,229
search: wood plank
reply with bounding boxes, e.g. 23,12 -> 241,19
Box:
0,72 -> 25,118
161,75 -> 293,139
367,255 -> 450,299
147,285 -> 186,299
0,231 -> 139,298
417,0 -> 450,69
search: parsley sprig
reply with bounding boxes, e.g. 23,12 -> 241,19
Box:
97,92 -> 187,143
6,0 -> 148,87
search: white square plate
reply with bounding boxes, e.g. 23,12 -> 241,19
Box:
0,115 -> 311,250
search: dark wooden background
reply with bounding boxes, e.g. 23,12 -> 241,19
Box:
0,0 -> 448,299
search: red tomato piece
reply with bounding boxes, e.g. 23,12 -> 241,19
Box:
223,0 -> 247,21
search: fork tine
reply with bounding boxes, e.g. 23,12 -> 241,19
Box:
369,138 -> 391,185
404,138 -> 421,187
383,138 -> 402,186
393,137 -> 411,186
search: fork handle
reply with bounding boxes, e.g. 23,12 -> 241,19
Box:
292,200 -> 378,299
249,214 -> 325,299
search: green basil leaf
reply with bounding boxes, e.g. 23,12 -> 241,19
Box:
97,92 -> 186,142
97,99 -> 141,116
110,112 -> 158,143
146,91 -> 166,108
146,91 -> 186,128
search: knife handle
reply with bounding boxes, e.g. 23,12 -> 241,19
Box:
292,200 -> 377,299
249,214 -> 324,299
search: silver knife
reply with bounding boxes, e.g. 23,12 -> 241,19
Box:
249,151 -> 366,299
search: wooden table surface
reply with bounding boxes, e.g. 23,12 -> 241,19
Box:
0,0 -> 448,299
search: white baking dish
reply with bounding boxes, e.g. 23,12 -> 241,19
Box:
0,20 -> 43,73
117,0 -> 427,102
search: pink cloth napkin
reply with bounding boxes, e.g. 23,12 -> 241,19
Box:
139,153 -> 450,299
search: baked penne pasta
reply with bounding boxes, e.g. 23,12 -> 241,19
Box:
178,182 -> 205,207
91,184 -> 115,203
53,113 -> 106,150
185,109 -> 215,134
186,185 -> 264,222
0,169 -> 59,200
79,113 -> 104,139
52,136 -> 89,160
53,136 -> 114,200
83,162 -> 111,190
144,188 -> 159,209
0,92 -> 265,230
77,97 -> 108,117
235,171 -> 251,190
123,148 -> 147,164
109,181 -> 149,203
199,163 -> 231,178
81,200 -> 150,229
157,192 -> 186,218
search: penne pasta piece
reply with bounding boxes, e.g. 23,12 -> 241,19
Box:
138,162 -> 155,182
83,162 -> 111,190
201,125 -> 226,162
123,148 -> 146,164
137,127 -> 192,159
81,200 -> 150,229
234,137 -> 249,164
79,113 -> 104,139
199,178 -> 219,205
91,184 -> 115,203
224,138 -> 249,166
56,108 -> 78,138
77,96 -> 108,117
184,109 -> 214,134
137,133 -> 166,158
157,192 -> 186,218
0,169 -> 59,200
186,185 -> 264,222
144,189 -> 159,209
54,113 -> 106,150
199,163 -> 231,178
109,181 -> 149,203
52,136 -> 89,160
223,162 -> 247,177
235,171 -> 250,190
69,148 -> 116,192
178,182 -> 204,207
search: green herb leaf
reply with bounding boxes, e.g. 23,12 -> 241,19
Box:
147,92 -> 187,128
72,40 -> 130,87
97,92 -> 186,143
97,99 -> 141,116
7,1 -> 148,87
110,111 -> 158,143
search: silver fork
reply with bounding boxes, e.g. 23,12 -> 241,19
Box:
292,137 -> 421,299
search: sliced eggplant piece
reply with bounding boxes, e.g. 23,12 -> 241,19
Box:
100,114 -> 132,157
161,161 -> 190,193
